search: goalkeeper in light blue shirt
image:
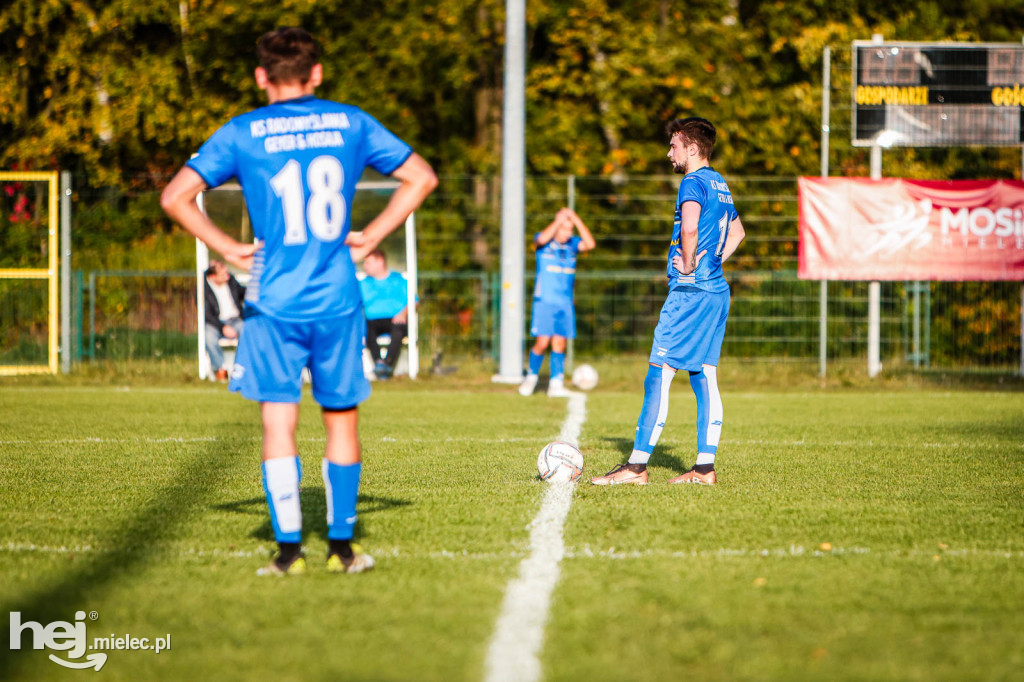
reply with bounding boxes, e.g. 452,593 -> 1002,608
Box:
519,208 -> 596,398
161,27 -> 437,576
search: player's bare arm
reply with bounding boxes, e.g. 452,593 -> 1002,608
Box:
160,167 -> 260,271
720,216 -> 746,262
564,208 -> 597,252
347,152 -> 437,262
534,212 -> 565,248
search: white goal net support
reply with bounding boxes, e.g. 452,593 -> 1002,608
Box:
195,180 -> 419,381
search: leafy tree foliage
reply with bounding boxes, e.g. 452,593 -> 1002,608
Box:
5,0 -> 1024,185
2,0 -> 1023,272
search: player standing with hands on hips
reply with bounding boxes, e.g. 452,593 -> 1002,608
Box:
592,117 -> 744,486
161,27 -> 437,574
519,207 -> 596,398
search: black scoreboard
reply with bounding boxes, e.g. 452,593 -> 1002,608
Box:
852,41 -> 1024,147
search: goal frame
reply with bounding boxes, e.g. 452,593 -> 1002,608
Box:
195,180 -> 420,380
0,171 -> 59,375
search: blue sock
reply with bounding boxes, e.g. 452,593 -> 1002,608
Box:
528,351 -> 544,375
322,460 -> 362,540
262,456 -> 302,544
630,365 -> 676,463
689,370 -> 714,454
691,366 -> 723,466
550,352 -> 565,381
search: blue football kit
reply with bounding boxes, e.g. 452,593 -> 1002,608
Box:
187,93 -> 415,551
649,167 -> 738,371
631,166 -> 738,465
530,235 -> 581,339
187,95 -> 412,409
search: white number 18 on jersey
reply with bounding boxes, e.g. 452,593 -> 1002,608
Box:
270,156 -> 348,245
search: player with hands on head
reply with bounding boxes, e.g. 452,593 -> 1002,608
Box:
161,27 -> 437,575
591,116 -> 744,486
519,207 -> 596,398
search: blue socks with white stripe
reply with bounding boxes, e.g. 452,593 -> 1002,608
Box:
629,364 -> 677,465
262,456 -> 362,558
690,365 -> 723,472
627,364 -> 723,471
322,460 -> 362,540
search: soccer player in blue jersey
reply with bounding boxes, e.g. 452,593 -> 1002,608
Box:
161,28 -> 437,574
592,117 -> 744,486
519,207 -> 596,398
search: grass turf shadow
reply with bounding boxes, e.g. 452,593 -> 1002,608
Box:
0,435 -> 239,680
600,436 -> 689,473
212,490 -> 412,543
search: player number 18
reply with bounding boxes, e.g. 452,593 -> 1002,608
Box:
270,156 -> 348,245
714,211 -> 730,258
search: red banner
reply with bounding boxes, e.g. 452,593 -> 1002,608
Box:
798,177 -> 1024,280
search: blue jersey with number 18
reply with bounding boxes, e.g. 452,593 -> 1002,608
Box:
187,95 -> 413,322
667,166 -> 739,294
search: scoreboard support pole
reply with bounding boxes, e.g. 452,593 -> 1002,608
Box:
865,34 -> 883,380
867,144 -> 882,379
818,46 -> 831,379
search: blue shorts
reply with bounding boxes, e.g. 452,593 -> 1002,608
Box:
530,299 -> 576,339
648,286 -> 730,372
229,308 -> 371,409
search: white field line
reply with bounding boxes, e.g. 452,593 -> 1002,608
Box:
0,435 -> 544,446
0,436 -> 222,446
483,392 -> 587,682
2,434 -> 1018,449
0,386 -> 226,395
10,387 -> 1022,399
5,541 -> 1021,562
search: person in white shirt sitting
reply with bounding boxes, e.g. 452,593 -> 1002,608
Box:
204,259 -> 246,381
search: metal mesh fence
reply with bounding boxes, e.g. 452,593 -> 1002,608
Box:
79,271 -> 196,362
0,173 -> 1018,373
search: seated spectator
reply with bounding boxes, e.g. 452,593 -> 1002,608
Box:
359,249 -> 410,380
204,259 -> 245,381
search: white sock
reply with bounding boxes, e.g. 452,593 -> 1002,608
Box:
627,449 -> 651,465
262,456 -> 302,542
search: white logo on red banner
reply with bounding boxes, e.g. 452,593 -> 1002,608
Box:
798,178 -> 1024,280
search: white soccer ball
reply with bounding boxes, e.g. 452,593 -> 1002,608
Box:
571,363 -> 599,391
537,441 -> 585,483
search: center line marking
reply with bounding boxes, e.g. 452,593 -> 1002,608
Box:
484,392 -> 587,682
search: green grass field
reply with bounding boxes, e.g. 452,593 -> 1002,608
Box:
1,367 -> 1022,681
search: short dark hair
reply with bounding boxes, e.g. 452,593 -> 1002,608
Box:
666,117 -> 716,160
366,248 -> 386,263
257,27 -> 322,84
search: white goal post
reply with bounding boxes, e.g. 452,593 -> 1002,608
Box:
195,180 -> 419,381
